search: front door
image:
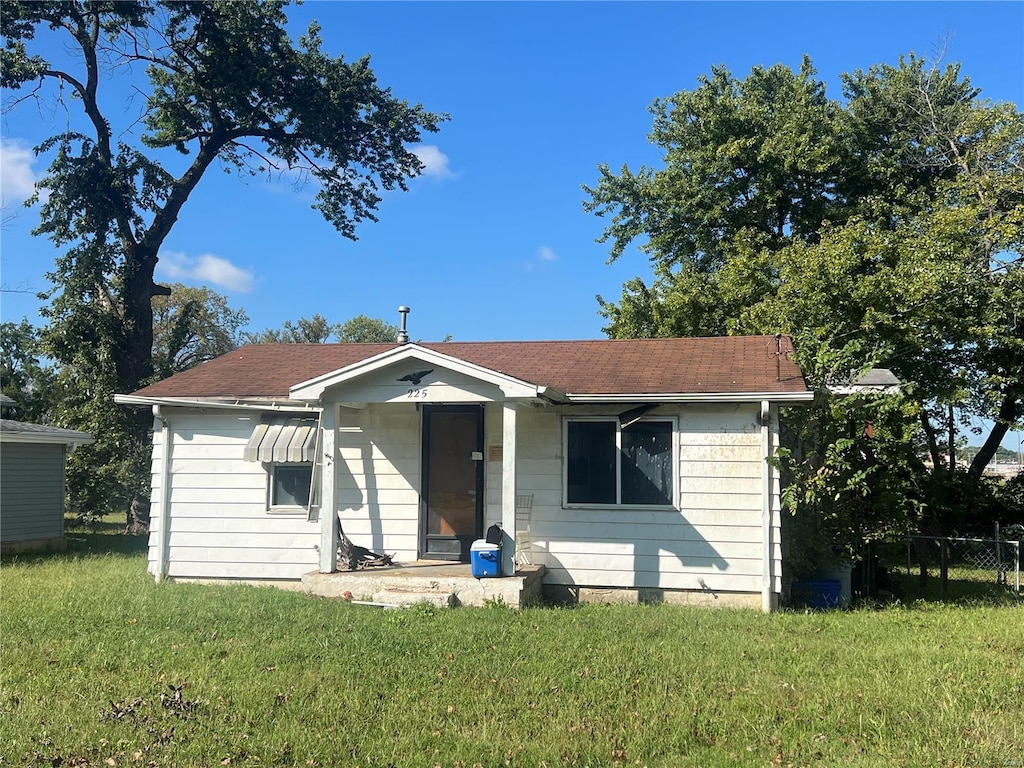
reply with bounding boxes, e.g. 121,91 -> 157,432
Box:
421,404 -> 484,561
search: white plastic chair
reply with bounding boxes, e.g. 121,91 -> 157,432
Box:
514,494 -> 534,565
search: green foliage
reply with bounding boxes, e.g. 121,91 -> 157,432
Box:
244,313 -> 337,344
2,0 -> 444,515
584,57 -> 849,267
43,335 -> 152,521
588,53 -> 1024,556
0,318 -> 54,422
994,473 -> 1024,523
335,313 -> 400,343
245,313 -> 400,344
152,284 -> 249,378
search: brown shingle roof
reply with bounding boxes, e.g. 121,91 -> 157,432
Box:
128,337 -> 809,400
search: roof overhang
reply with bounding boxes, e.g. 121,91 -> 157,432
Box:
0,422 -> 94,448
114,394 -> 321,413
564,391 -> 815,404
289,343 -> 565,403
828,368 -> 902,396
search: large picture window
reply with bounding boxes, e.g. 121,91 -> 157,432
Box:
565,419 -> 674,506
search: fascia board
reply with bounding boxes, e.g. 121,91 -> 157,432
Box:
564,391 -> 815,404
537,385 -> 569,403
289,343 -> 543,401
0,431 -> 94,447
113,394 -> 320,413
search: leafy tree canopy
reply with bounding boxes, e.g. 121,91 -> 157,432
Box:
0,319 -> 54,422
152,284 -> 249,379
586,53 -> 1023,551
2,0 -> 445,516
244,313 -> 400,344
2,0 -> 445,392
335,313 -> 400,343
245,313 -> 336,344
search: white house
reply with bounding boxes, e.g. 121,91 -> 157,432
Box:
115,335 -> 813,610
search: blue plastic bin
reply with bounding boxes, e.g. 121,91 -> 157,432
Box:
470,540 -> 500,578
791,579 -> 842,609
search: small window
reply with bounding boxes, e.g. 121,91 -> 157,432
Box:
269,463 -> 312,511
565,419 -> 674,507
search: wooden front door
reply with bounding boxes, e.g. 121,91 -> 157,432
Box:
421,405 -> 484,561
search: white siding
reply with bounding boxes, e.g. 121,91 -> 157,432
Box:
149,410 -> 320,581
0,442 -> 66,542
152,399 -> 781,597
334,404 -> 421,560
486,403 -> 781,596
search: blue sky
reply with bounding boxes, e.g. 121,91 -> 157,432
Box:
2,1 -> 1023,448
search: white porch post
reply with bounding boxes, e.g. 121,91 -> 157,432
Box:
760,400 -> 774,612
319,403 -> 338,573
501,401 -> 518,576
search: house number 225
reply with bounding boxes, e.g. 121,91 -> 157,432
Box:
406,387 -> 429,399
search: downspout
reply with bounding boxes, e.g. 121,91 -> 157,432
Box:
153,405 -> 172,583
760,400 -> 774,613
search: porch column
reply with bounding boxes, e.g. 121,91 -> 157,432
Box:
319,403 -> 338,573
760,400 -> 774,612
501,401 -> 518,576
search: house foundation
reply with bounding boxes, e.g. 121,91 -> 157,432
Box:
544,584 -> 773,610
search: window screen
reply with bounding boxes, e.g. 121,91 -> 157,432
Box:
621,422 -> 673,505
566,419 -> 674,506
272,464 -> 312,508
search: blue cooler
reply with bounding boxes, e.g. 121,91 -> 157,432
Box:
470,539 -> 500,578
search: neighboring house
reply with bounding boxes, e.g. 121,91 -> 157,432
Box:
829,368 -> 901,396
115,335 -> 813,610
0,409 -> 94,555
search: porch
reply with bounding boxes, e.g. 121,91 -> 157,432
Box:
301,561 -> 546,608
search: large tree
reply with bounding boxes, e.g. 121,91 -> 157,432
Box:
2,1 -> 444,514
586,54 -> 1023,547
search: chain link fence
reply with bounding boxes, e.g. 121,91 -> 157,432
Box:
906,531 -> 1021,597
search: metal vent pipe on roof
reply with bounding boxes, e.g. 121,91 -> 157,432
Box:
397,305 -> 410,344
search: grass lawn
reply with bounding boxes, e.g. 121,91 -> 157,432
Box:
1,522 -> 1021,768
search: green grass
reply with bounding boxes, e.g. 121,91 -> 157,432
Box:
2,524 -> 1022,767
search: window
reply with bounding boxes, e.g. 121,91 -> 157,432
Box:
269,463 -> 312,511
565,419 -> 674,506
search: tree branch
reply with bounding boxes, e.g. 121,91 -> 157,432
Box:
920,411 -> 941,470
60,4 -> 139,253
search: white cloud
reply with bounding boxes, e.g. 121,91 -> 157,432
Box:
157,251 -> 255,293
1,137 -> 40,204
412,144 -> 455,179
522,246 -> 559,273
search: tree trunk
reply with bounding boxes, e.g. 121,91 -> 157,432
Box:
968,390 -> 1022,481
946,403 -> 956,473
116,246 -> 171,395
920,412 -> 941,469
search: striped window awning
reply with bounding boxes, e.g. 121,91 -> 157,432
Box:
244,415 -> 319,463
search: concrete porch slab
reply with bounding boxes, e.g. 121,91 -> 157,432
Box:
301,561 -> 546,608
